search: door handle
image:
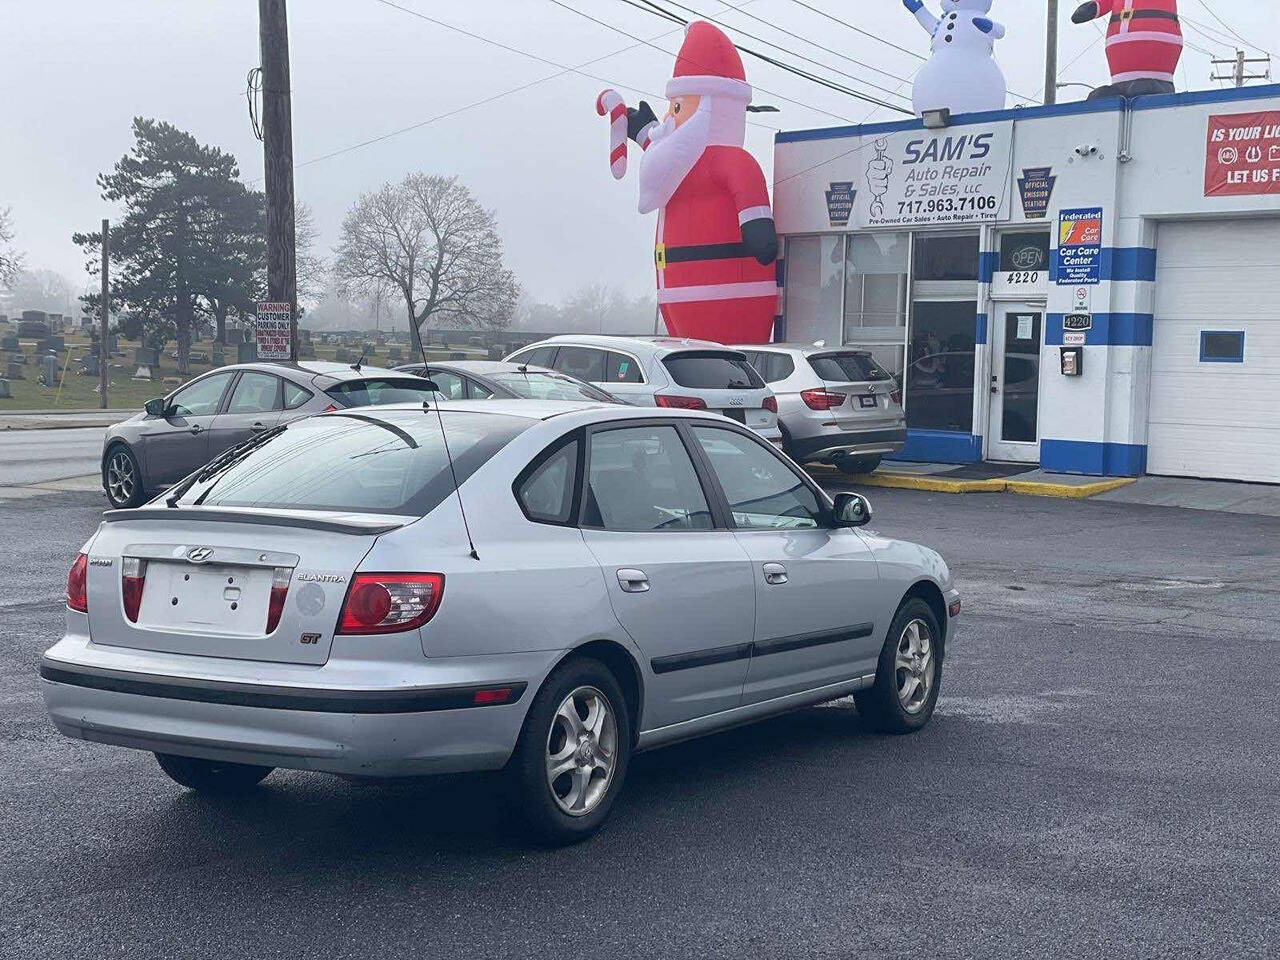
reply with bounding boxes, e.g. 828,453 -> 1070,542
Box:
763,562 -> 788,584
189,425 -> 203,434
990,374 -> 999,395
616,568 -> 650,593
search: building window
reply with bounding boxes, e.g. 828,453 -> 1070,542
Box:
1199,331 -> 1245,363
999,231 -> 1050,273
907,233 -> 979,433
842,233 -> 909,380
783,236 -> 844,346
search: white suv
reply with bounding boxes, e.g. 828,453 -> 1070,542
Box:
506,335 -> 781,444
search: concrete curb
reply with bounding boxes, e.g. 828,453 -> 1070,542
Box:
813,465 -> 1136,499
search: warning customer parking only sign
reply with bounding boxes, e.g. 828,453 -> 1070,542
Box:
254,302 -> 292,361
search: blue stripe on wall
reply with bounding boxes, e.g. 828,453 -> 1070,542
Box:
1048,246 -> 1156,282
1041,439 -> 1147,477
1046,313 -> 1153,346
887,429 -> 984,464
975,313 -> 988,345
978,251 -> 999,284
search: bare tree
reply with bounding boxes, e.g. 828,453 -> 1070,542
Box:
294,201 -> 326,307
0,207 -> 23,288
333,173 -> 518,359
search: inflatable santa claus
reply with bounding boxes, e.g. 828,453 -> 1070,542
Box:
605,22 -> 778,344
1071,0 -> 1183,100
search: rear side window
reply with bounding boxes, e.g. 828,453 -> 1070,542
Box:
661,351 -> 764,390
605,351 -> 644,384
283,381 -> 313,409
176,412 -> 528,516
808,352 -> 892,383
516,439 -> 579,524
226,372 -> 281,414
325,377 -> 439,408
755,352 -> 795,383
555,346 -> 607,382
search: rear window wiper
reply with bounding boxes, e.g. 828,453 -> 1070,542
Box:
166,424 -> 288,507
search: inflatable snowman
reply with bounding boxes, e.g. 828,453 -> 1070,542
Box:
903,0 -> 1007,116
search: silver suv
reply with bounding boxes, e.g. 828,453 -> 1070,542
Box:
733,344 -> 906,474
505,335 -> 781,444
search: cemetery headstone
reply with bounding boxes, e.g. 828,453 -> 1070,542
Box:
1,335 -> 17,351
40,354 -> 59,386
6,361 -> 24,380
236,341 -> 258,363
0,378 -> 10,399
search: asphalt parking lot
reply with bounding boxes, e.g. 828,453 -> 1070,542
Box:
3,486 -> 1278,959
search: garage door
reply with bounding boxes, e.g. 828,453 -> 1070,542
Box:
1149,219 -> 1280,483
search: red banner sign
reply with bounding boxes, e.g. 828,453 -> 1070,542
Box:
1205,111 -> 1280,197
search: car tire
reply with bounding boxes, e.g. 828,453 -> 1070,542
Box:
854,598 -> 942,734
154,753 -> 273,794
103,443 -> 146,508
505,657 -> 632,845
836,454 -> 881,475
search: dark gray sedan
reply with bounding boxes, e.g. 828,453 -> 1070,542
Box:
101,361 -> 438,508
394,360 -> 621,404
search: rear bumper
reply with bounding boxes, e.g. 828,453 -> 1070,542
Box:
40,639 -> 558,776
787,427 -> 907,463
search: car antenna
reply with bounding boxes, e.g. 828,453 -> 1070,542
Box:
424,389 -> 479,562
351,345 -> 367,372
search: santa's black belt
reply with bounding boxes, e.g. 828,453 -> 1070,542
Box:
1109,10 -> 1180,24
655,241 -> 750,268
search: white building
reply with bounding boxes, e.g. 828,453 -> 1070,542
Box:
772,83 -> 1280,482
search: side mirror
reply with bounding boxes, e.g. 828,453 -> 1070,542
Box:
143,397 -> 168,418
832,491 -> 873,527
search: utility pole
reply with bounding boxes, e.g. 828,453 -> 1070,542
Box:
1044,0 -> 1059,106
1211,50 -> 1272,87
259,0 -> 298,358
99,219 -> 109,409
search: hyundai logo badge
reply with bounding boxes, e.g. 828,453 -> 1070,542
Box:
186,547 -> 215,563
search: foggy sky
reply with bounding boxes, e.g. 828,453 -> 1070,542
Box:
2,0 -> 1276,305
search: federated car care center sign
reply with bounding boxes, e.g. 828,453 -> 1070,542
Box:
1055,208 -> 1103,285
854,122 -> 1013,228
254,302 -> 292,360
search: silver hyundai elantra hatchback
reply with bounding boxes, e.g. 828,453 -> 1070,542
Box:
42,400 -> 960,843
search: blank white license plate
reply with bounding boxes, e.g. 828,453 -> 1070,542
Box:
858,395 -> 878,409
136,562 -> 272,637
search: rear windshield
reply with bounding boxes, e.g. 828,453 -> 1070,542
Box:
808,352 -> 893,383
325,376 -> 439,407
661,351 -> 764,390
491,371 -> 616,403
175,411 -> 528,516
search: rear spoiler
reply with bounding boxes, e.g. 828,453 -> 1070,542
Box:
102,507 -> 406,536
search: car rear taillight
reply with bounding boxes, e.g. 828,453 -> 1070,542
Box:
266,566 -> 292,634
654,394 -> 708,410
336,573 -> 445,635
121,557 -> 146,623
801,388 -> 846,410
890,388 -> 902,406
762,395 -> 777,414
67,553 -> 88,613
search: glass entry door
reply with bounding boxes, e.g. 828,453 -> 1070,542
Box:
987,304 -> 1043,463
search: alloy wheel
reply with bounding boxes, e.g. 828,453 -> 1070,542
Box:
894,618 -> 934,714
545,685 -> 618,817
107,451 -> 136,505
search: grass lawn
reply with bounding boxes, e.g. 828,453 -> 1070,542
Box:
0,329 -> 490,411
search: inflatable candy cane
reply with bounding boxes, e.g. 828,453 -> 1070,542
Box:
596,88 -> 629,180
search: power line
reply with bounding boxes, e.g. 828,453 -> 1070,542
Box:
1191,0 -> 1276,58
586,0 -> 911,115
785,0 -> 925,62
274,11 -> 775,179
651,0 -> 915,88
